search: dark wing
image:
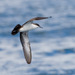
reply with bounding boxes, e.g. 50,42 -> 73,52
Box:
23,16 -> 52,25
20,32 -> 32,64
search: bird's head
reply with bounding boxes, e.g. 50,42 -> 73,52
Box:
11,24 -> 21,35
33,23 -> 43,28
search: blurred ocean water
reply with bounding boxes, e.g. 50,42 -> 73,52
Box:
0,0 -> 75,75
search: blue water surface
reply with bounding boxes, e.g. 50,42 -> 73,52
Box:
0,0 -> 75,75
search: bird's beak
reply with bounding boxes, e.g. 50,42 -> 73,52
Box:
39,26 -> 43,28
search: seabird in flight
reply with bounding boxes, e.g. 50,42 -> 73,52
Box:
11,16 -> 52,64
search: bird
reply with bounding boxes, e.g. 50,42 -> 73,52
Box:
11,16 -> 52,64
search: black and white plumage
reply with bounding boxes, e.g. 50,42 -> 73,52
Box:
11,16 -> 52,64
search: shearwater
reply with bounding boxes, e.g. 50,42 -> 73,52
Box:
11,16 -> 52,64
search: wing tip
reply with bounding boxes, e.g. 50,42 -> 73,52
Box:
48,16 -> 52,18
27,61 -> 31,64
26,59 -> 31,64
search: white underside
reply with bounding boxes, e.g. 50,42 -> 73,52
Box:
19,23 -> 38,32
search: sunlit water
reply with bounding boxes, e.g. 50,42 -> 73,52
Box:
0,0 -> 75,75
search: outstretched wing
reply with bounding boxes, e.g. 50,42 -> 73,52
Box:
20,32 -> 32,64
23,16 -> 52,25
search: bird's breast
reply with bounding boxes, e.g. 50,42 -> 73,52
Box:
19,24 -> 38,32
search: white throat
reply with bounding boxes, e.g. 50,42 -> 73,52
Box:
19,23 -> 38,32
